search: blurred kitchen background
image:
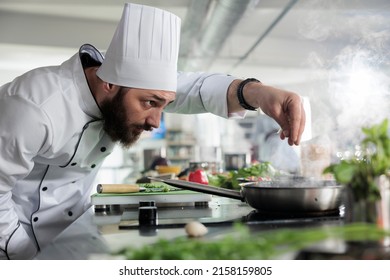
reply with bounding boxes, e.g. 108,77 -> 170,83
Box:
0,0 -> 389,183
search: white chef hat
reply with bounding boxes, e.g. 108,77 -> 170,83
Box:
96,3 -> 181,92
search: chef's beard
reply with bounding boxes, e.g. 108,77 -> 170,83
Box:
100,87 -> 152,148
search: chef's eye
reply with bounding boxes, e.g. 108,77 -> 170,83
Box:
144,100 -> 156,107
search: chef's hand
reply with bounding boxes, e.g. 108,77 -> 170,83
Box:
227,79 -> 305,146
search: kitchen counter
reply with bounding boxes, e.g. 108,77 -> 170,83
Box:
35,197 -> 251,259
34,196 -> 390,260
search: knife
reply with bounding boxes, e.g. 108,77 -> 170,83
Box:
96,183 -> 178,194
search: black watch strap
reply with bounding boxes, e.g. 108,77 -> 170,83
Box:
237,78 -> 260,111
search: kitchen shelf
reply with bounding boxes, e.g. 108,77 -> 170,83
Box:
166,141 -> 196,146
168,156 -> 193,160
165,129 -> 197,168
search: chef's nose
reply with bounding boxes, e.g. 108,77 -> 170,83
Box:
146,110 -> 162,128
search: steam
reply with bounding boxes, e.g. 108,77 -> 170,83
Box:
298,0 -> 390,151
329,50 -> 389,134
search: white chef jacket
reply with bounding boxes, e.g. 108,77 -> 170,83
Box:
0,44 -> 237,259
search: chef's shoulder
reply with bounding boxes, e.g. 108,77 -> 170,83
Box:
3,65 -> 63,105
0,67 -> 66,148
0,67 -> 58,120
1,65 -> 79,124
0,89 -> 52,155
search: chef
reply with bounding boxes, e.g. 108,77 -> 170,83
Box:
0,3 -> 305,259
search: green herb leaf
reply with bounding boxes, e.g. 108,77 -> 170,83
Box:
115,223 -> 390,260
323,119 -> 390,202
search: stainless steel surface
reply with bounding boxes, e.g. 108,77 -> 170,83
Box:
35,197 -> 253,259
243,183 -> 343,212
151,177 -> 344,212
35,196 -> 348,260
34,194 -> 390,260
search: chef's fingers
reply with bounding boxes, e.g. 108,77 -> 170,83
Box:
279,95 -> 305,146
290,97 -> 305,145
296,102 -> 306,145
286,103 -> 305,145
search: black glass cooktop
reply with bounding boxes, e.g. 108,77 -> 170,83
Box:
117,201 -> 345,230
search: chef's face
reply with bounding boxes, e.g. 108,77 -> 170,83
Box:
100,86 -> 175,148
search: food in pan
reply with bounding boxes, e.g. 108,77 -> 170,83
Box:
207,162 -> 278,189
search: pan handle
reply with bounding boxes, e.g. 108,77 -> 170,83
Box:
149,177 -> 244,201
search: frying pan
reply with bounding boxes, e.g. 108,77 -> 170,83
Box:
150,177 -> 344,212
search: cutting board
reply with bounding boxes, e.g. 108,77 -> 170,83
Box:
90,182 -> 212,206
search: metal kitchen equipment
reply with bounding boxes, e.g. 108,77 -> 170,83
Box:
150,177 -> 344,213
223,153 -> 249,171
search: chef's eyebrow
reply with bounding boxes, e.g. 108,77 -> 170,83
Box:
150,95 -> 166,102
149,94 -> 175,105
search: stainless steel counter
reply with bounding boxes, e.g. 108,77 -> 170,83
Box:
34,196 -> 390,260
35,197 -> 250,259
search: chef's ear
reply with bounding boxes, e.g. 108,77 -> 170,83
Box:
103,82 -> 120,95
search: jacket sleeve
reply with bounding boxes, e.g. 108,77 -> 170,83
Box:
165,72 -> 239,118
0,96 -> 50,259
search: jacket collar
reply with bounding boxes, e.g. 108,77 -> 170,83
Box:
61,44 -> 104,119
